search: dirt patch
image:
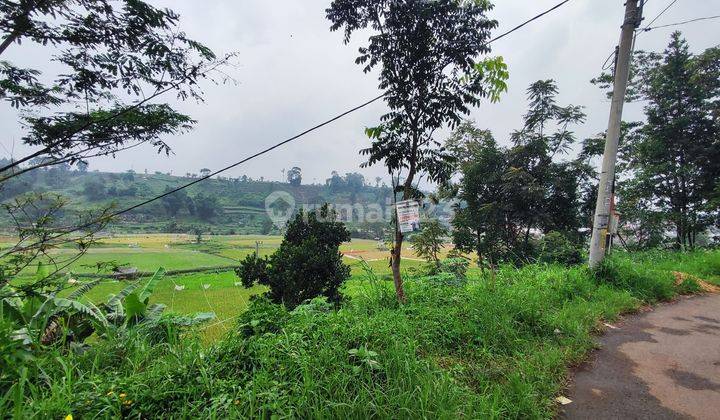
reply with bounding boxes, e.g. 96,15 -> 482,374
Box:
673,272 -> 720,293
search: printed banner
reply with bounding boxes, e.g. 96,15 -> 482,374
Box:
396,200 -> 420,233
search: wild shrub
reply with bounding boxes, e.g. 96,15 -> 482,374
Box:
440,258 -> 470,279
676,277 -> 702,295
237,205 -> 351,309
4,251 -> 714,418
235,254 -> 269,288
412,219 -> 449,273
538,231 -> 583,266
236,296 -> 290,337
593,257 -> 675,302
423,272 -> 465,287
0,317 -> 33,387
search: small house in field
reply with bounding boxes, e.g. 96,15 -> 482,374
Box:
113,266 -> 139,280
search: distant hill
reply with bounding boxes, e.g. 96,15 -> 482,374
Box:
0,166 -> 399,237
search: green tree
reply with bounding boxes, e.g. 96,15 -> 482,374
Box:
194,193 -> 220,221
287,166 -> 302,186
447,124 -> 510,268
537,231 -> 583,266
326,0 -> 507,301
345,172 -> 365,204
161,186 -> 188,217
238,205 -> 351,309
412,219 -> 448,273
82,179 -> 106,201
325,171 -> 345,192
619,34 -> 719,248
0,1 -> 228,181
0,0 -> 230,298
192,226 -> 203,244
448,81 -> 585,266
505,80 -> 585,247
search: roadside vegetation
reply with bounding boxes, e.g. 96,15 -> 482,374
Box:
2,249 -> 718,418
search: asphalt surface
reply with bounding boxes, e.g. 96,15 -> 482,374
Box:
562,294 -> 720,420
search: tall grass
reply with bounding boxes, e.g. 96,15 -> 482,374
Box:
3,251 -> 718,418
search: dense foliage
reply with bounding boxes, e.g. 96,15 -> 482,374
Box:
412,219 -> 449,273
448,80 -> 587,266
0,0 -> 228,303
238,205 -> 351,309
1,4 -> 719,419
592,32 -> 720,249
0,268 -> 213,351
0,167 -> 398,236
0,0 -> 225,179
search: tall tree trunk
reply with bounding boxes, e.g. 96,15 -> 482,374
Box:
523,225 -> 531,250
476,230 -> 485,273
0,0 -> 41,57
675,215 -> 683,250
390,135 -> 418,302
391,227 -> 405,301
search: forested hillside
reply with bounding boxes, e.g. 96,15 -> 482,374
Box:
0,163 -> 394,236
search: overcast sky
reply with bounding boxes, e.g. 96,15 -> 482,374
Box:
1,0 -> 718,185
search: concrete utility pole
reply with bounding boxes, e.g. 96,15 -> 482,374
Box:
589,0 -> 643,267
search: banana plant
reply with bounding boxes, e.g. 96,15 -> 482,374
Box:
105,267 -> 167,326
1,267 -> 214,349
0,270 -> 107,347
94,267 -> 214,332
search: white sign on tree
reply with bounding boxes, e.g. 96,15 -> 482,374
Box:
396,200 -> 420,233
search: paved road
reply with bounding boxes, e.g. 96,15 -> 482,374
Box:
562,294 -> 720,420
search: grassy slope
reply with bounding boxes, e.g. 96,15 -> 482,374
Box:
7,250 -> 720,418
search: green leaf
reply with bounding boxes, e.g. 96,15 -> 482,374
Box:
138,267 -> 165,304
1,297 -> 25,324
123,292 -> 146,322
144,303 -> 167,322
35,262 -> 48,281
67,279 -> 101,300
28,294 -> 58,330
364,126 -> 383,139
107,281 -> 141,317
51,297 -> 108,327
190,312 -> 215,324
474,56 -> 509,103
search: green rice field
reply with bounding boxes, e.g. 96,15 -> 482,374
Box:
2,234 -> 441,341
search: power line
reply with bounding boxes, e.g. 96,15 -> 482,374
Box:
643,14 -> 720,31
20,93 -> 386,245
600,0 -> 681,70
97,0 -> 574,222
485,0 -> 572,46
602,46 -> 619,71
641,0 -> 679,30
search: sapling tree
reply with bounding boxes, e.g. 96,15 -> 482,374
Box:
412,219 -> 448,273
326,0 -> 507,301
447,81 -> 585,266
287,166 -> 302,186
